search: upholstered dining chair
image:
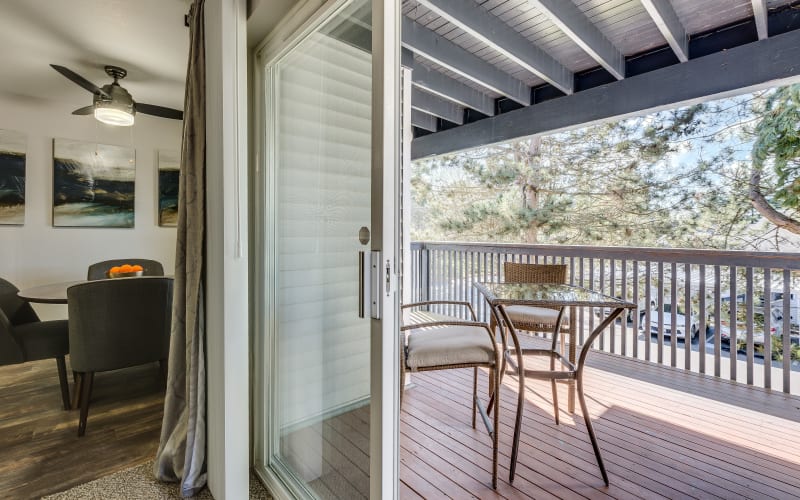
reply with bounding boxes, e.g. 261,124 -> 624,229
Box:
67,277 -> 173,436
401,300 -> 501,489
86,259 -> 165,280
0,277 -> 70,410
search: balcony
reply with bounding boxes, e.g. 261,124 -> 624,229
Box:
409,241 -> 800,395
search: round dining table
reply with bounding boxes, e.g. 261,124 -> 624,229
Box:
17,281 -> 85,304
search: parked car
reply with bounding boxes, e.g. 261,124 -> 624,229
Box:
640,302 -> 703,341
717,319 -> 769,346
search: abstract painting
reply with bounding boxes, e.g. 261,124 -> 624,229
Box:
53,138 -> 136,227
0,129 -> 26,225
158,150 -> 180,226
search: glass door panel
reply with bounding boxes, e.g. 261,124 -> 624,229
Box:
264,1 -> 376,497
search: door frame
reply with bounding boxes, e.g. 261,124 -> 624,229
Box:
251,0 -> 400,497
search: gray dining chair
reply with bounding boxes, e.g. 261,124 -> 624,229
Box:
0,277 -> 70,410
86,259 -> 165,280
68,276 -> 173,436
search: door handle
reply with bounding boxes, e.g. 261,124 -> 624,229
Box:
358,251 -> 382,319
358,251 -> 368,318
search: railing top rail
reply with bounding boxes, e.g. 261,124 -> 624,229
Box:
411,241 -> 800,270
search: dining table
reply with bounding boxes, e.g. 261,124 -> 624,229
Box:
474,281 -> 636,484
17,276 -> 170,304
16,281 -> 84,304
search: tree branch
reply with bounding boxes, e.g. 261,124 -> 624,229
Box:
748,167 -> 800,234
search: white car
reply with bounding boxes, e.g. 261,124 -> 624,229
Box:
641,303 -> 702,341
717,319 -> 768,347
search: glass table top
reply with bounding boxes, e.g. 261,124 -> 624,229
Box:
474,282 -> 637,309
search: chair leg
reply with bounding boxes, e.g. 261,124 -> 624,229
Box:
550,354 -> 560,425
158,358 -> 168,386
472,367 -> 478,429
55,356 -> 70,410
491,366 -> 500,490
578,370 -> 609,486
77,372 -> 95,437
509,365 -> 525,483
71,372 -> 83,410
551,379 -> 560,425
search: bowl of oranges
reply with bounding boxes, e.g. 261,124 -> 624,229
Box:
108,264 -> 144,278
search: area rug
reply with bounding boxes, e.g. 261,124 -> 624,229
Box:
41,460 -> 272,500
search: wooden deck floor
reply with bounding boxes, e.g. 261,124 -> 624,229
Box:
287,336 -> 800,499
398,341 -> 800,499
0,358 -> 164,499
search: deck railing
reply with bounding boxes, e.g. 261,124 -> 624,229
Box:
410,241 -> 800,394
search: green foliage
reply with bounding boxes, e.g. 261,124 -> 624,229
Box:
411,85 -> 799,250
752,84 -> 800,209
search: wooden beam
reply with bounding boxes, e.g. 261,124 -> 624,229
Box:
411,29 -> 800,159
752,0 -> 769,40
527,0 -> 625,79
411,109 -> 438,132
402,17 -> 531,105
415,0 -> 573,94
640,0 -> 689,62
411,87 -> 465,124
410,61 -> 495,116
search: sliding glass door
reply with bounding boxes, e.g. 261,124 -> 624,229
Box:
254,1 -> 400,498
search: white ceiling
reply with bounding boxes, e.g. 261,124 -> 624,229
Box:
0,0 -> 190,111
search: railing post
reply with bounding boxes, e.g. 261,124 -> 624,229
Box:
420,244 -> 430,304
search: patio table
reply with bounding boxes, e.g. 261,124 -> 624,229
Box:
475,282 -> 636,484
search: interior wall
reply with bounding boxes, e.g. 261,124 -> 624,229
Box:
0,91 -> 181,320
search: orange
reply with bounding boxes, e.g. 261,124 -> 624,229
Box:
132,265 -> 143,272
110,266 -> 121,273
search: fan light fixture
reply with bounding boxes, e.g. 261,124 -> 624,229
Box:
51,64 -> 184,124
94,106 -> 135,126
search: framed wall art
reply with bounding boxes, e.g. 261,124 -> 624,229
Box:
53,138 -> 136,228
0,129 -> 26,225
157,150 -> 179,227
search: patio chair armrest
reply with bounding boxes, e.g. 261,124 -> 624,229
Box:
401,300 -> 477,320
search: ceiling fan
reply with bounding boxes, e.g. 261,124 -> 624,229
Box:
50,64 -> 183,126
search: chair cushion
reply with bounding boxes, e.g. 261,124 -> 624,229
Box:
503,305 -> 569,330
406,324 -> 495,370
15,320 -> 69,361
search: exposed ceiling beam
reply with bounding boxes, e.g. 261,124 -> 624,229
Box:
411,109 -> 438,132
402,17 -> 531,105
412,28 -> 800,159
414,0 -> 573,94
411,87 -> 465,124
640,0 -> 689,62
410,61 -> 495,116
527,0 -> 625,79
752,0 -> 769,40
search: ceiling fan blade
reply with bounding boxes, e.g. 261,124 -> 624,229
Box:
50,64 -> 109,98
72,106 -> 94,115
135,103 -> 184,120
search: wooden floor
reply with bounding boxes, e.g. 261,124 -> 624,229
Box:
0,357 -> 165,500
287,335 -> 800,499
4,343 -> 800,499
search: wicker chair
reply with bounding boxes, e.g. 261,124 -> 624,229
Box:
492,262 -> 576,416
490,263 -> 570,338
400,300 -> 501,489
